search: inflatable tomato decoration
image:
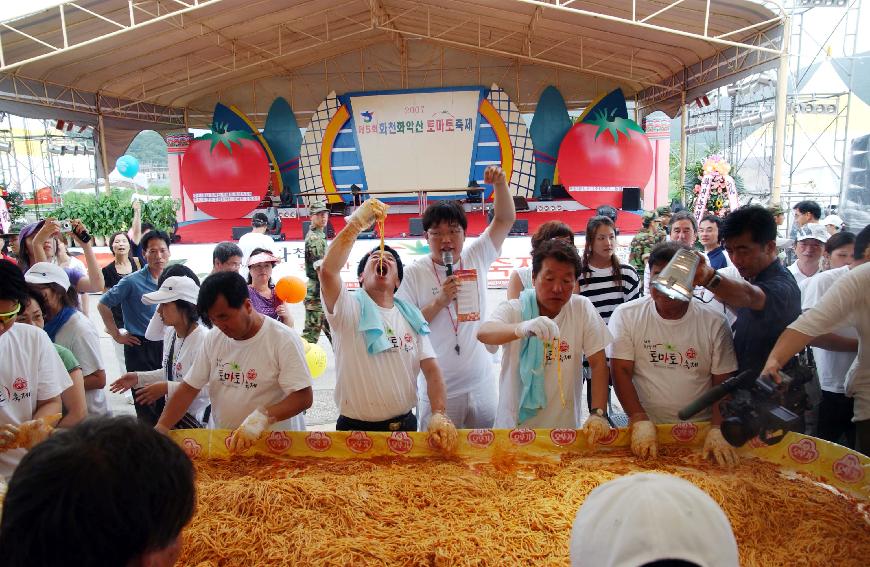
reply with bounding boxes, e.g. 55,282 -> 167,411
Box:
181,125 -> 271,219
557,91 -> 654,210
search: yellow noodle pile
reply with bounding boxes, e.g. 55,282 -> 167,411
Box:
179,449 -> 870,567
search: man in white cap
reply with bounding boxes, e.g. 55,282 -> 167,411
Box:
570,473 -> 739,567
821,214 -> 845,236
788,223 -> 828,291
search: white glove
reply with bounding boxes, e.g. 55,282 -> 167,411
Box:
703,427 -> 739,468
346,198 -> 388,232
228,408 -> 273,454
515,316 -> 560,341
427,411 -> 458,454
582,414 -> 611,447
630,420 -> 658,460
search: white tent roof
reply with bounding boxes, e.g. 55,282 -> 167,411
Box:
0,0 -> 785,168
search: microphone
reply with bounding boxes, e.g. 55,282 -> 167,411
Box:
443,251 -> 454,277
677,370 -> 755,421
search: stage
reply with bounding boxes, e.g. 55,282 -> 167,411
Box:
176,203 -> 643,244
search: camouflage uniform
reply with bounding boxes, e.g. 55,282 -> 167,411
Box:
628,212 -> 665,290
302,202 -> 332,344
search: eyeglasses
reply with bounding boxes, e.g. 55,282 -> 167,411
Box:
427,228 -> 463,239
0,303 -> 21,325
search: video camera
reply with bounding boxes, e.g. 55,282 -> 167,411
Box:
678,364 -> 813,447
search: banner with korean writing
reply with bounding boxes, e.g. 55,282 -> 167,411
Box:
348,88 -> 482,194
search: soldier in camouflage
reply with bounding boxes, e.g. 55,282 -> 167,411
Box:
302,200 -> 332,344
628,211 -> 665,292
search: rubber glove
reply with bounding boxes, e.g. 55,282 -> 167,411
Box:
345,198 -> 388,233
582,415 -> 611,446
228,408 -> 273,454
630,420 -> 658,459
428,411 -> 458,454
0,414 -> 61,451
514,316 -> 560,341
703,427 -> 739,468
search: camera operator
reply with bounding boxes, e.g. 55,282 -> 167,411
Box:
764,229 -> 870,455
691,206 -> 801,378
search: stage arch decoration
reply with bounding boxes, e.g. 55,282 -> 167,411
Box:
296,85 -> 535,207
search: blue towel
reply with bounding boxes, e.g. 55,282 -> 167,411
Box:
518,289 -> 547,424
354,289 -> 430,355
43,306 -> 76,342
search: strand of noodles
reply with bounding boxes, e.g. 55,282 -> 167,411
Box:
179,450 -> 870,567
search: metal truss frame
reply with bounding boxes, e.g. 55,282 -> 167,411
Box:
0,73 -> 185,126
0,0 -> 225,72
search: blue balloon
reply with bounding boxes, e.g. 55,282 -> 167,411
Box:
116,155 -> 140,178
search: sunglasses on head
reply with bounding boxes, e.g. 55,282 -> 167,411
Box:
0,302 -> 21,325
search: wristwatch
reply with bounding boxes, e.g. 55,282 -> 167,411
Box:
704,272 -> 722,290
590,408 -> 607,418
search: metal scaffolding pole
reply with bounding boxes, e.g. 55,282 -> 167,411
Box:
771,17 -> 791,206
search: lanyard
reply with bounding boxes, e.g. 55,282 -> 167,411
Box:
431,258 -> 462,355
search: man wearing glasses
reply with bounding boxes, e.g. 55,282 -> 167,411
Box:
397,166 -> 516,430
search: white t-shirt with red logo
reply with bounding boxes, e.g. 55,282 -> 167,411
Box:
1,324 -> 67,479
396,232 -> 499,399
607,296 -> 738,424
136,325 -> 210,424
489,295 -> 612,429
325,285 -> 436,422
183,316 -> 311,430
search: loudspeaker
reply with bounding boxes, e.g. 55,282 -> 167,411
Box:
409,218 -> 425,236
548,184 -> 568,199
622,187 -> 641,211
232,226 -> 252,240
327,202 -> 348,216
302,221 -> 336,238
512,196 -> 530,211
508,219 -> 529,235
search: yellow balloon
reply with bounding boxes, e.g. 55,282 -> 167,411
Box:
305,343 -> 328,378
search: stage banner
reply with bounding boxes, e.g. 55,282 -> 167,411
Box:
348,88 -> 482,194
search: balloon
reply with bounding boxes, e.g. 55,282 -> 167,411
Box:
305,343 -> 327,378
116,155 -> 140,179
275,275 -> 306,303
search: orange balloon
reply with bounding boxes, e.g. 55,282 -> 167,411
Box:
275,275 -> 306,303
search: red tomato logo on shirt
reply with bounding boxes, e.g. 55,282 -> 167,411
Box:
12,377 -> 27,392
685,348 -> 697,360
245,369 -> 258,383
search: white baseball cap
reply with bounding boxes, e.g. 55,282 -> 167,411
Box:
794,223 -> 829,244
141,276 -> 199,306
24,262 -> 71,291
821,214 -> 844,229
570,473 -> 739,567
